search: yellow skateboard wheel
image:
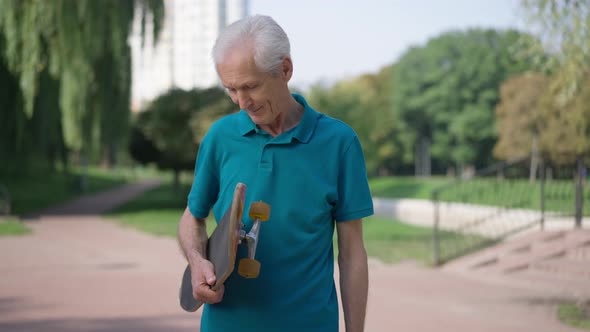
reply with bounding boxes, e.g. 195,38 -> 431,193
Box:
238,258 -> 261,278
249,201 -> 270,221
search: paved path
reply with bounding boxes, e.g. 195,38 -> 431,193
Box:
0,182 -> 584,332
373,198 -> 589,236
23,179 -> 161,218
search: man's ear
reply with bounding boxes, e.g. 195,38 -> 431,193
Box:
281,57 -> 293,82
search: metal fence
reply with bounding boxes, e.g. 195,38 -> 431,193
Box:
431,157 -> 589,265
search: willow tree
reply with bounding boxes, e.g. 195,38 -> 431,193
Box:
0,0 -> 164,168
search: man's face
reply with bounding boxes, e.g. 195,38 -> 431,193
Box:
216,48 -> 290,127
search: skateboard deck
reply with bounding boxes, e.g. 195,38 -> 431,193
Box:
179,183 -> 245,312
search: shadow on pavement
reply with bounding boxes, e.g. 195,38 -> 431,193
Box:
21,180 -> 162,219
0,297 -> 55,317
0,315 -> 198,332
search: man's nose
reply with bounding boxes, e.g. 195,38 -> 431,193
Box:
237,91 -> 251,110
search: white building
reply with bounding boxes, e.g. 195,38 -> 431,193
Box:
130,0 -> 248,111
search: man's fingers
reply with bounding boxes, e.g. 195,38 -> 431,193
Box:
194,283 -> 224,304
202,265 -> 217,286
211,284 -> 224,303
190,259 -> 222,304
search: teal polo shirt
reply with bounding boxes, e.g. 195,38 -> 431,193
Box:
187,94 -> 373,332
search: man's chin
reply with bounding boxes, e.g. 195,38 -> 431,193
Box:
248,113 -> 265,124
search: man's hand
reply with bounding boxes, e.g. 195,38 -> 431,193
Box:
191,257 -> 225,304
178,207 -> 225,304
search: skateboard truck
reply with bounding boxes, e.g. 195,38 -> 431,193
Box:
238,201 -> 270,278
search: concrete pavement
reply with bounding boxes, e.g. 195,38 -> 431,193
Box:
0,181 -> 585,331
373,198 -> 590,236
0,216 -> 198,332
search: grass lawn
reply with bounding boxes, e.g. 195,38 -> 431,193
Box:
1,165 -> 168,216
361,217 -> 433,265
434,178 -> 589,214
558,303 -> 590,330
113,210 -> 218,238
369,176 -> 450,199
109,182 -> 445,265
0,217 -> 31,236
371,176 -> 589,215
107,181 -> 218,237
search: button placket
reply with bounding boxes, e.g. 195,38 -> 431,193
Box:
259,142 -> 273,171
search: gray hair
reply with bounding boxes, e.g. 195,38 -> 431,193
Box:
212,15 -> 291,75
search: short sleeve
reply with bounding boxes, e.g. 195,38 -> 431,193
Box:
334,135 -> 374,222
187,132 -> 220,218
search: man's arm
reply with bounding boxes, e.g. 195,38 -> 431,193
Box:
178,207 -> 224,303
336,218 -> 368,332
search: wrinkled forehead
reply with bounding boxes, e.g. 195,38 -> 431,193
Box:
216,49 -> 265,88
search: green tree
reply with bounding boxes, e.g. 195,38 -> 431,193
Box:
521,0 -> 589,95
0,44 -> 23,162
538,74 -> 590,164
307,64 -> 401,175
393,29 -> 539,175
131,88 -> 235,192
494,72 -> 549,180
0,0 -> 164,170
520,0 -> 590,164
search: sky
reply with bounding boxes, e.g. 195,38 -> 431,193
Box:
248,0 -> 527,89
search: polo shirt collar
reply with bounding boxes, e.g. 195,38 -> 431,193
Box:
237,110 -> 256,136
290,93 -> 318,143
237,93 -> 319,143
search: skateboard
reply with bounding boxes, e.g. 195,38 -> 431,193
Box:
179,182 -> 271,312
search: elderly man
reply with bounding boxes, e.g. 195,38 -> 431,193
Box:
178,15 -> 373,332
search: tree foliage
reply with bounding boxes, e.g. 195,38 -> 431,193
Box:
521,0 -> 590,95
307,65 -> 401,175
520,0 -> 590,164
538,74 -> 590,164
494,72 -> 549,160
392,29 -> 540,173
0,0 -> 164,168
130,88 -> 235,190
